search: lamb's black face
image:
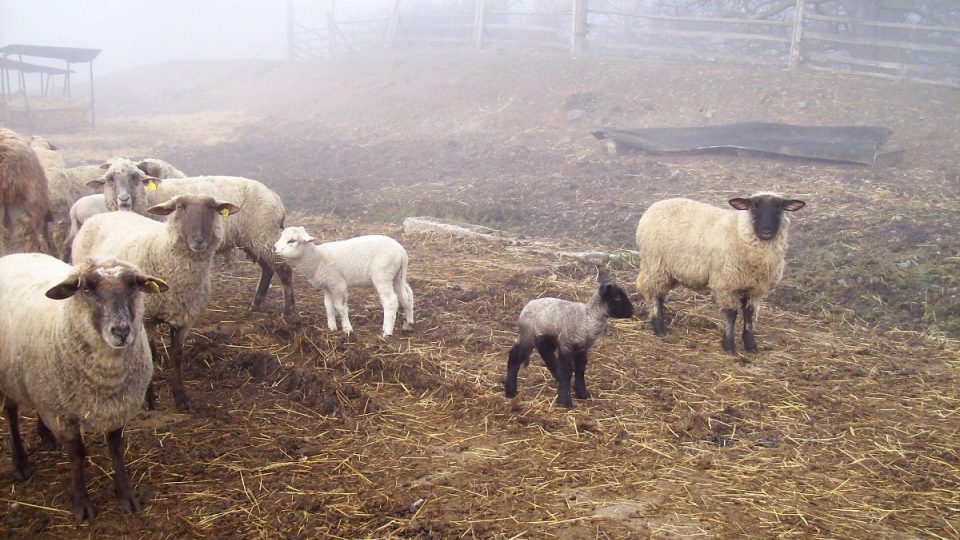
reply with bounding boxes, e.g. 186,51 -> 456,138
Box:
729,194 -> 806,241
601,283 -> 635,319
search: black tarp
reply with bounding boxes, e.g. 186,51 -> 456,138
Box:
593,122 -> 901,166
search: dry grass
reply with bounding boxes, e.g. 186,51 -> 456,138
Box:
3,214 -> 956,538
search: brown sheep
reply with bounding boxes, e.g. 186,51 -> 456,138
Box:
0,127 -> 51,255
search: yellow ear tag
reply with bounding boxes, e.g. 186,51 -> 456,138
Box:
146,179 -> 157,191
146,280 -> 161,294
220,208 -> 230,218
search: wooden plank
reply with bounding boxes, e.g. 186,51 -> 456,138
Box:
484,36 -> 568,50
397,35 -> 472,44
591,41 -> 782,64
803,63 -> 960,89
805,51 -> 959,76
587,23 -> 790,43
587,9 -> 791,27
805,12 -> 960,34
487,10 -> 571,17
400,21 -> 474,30
804,30 -> 960,55
485,23 -> 564,33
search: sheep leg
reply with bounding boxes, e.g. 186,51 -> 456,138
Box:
651,295 -> 668,336
322,293 -> 338,332
504,342 -> 533,398
37,416 -> 58,451
332,286 -> 352,335
573,349 -> 590,399
395,276 -> 414,330
554,349 -> 575,408
246,249 -> 274,312
62,423 -> 95,523
741,297 -> 758,353
374,281 -> 399,337
276,261 -> 296,318
535,336 -> 560,380
3,404 -> 31,481
107,428 -> 141,514
169,325 -> 191,411
143,337 -> 159,410
721,308 -> 738,355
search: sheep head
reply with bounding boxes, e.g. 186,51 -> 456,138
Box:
274,226 -> 315,260
148,195 -> 240,253
45,258 -> 168,349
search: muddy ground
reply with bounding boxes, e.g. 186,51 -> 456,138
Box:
2,50 -> 959,538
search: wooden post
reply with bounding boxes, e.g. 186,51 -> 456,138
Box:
474,0 -> 486,49
327,8 -> 336,56
386,0 -> 402,49
88,61 -> 95,130
286,0 -> 295,60
572,0 -> 588,54
788,0 -> 805,69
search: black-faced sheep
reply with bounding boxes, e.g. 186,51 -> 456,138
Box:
0,127 -> 51,255
635,192 -> 805,355
0,254 -> 168,522
71,195 -> 240,411
504,269 -> 634,408
274,227 -> 414,337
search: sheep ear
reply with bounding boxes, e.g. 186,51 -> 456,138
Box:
783,199 -> 805,212
86,177 -> 106,188
216,202 -> 241,217
147,199 -> 177,216
597,268 -> 613,285
137,275 -> 169,294
142,176 -> 159,191
45,276 -> 81,300
99,161 -> 112,170
729,198 -> 751,210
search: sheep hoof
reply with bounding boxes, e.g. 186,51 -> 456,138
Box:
71,491 -> 95,524
12,463 -> 33,482
172,390 -> 191,412
574,388 -> 591,400
555,395 -> 574,409
722,337 -> 737,355
116,488 -> 141,514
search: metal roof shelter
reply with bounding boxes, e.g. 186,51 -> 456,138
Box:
0,44 -> 101,131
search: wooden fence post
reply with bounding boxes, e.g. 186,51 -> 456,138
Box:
572,0 -> 588,54
386,0 -> 402,48
286,0 -> 295,60
788,0 -> 805,69
474,0 -> 486,49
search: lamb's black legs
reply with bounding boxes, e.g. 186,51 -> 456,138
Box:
721,308 -> 738,355
573,349 -> 590,399
741,297 -> 758,353
504,343 -> 530,398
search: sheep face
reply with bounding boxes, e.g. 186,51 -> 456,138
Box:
147,195 -> 240,253
88,160 -> 155,212
274,227 -> 314,260
729,193 -> 806,241
597,270 -> 634,319
45,259 -> 168,348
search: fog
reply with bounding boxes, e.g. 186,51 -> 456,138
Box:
0,0 -> 390,76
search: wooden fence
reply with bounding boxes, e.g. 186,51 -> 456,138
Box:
288,0 -> 960,88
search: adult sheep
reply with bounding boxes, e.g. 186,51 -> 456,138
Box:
72,194 -> 240,411
0,253 -> 167,522
0,127 -> 51,255
635,192 -> 805,355
46,165 -> 99,259
149,175 -> 294,317
28,135 -> 66,169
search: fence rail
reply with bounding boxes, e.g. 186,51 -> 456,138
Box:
288,0 -> 960,88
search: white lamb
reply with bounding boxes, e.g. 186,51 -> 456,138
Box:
0,253 -> 167,522
274,227 -> 414,337
71,194 -> 240,411
635,192 -> 805,355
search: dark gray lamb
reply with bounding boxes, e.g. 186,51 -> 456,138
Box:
504,269 -> 634,408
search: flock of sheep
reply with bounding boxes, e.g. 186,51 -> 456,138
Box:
0,125 -> 805,523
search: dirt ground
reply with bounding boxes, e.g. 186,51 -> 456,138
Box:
2,50 -> 959,538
